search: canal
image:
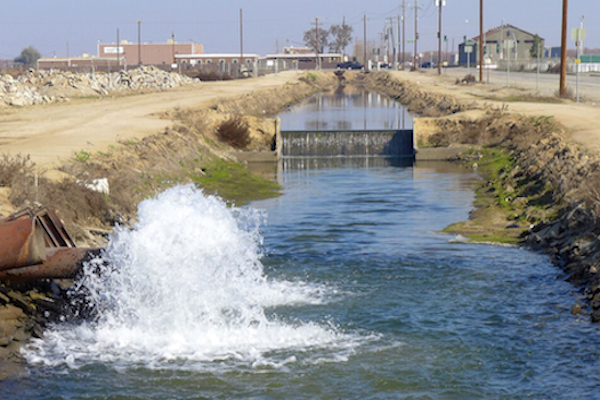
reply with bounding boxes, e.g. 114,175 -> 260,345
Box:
3,89 -> 600,399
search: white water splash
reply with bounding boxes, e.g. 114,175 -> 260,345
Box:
23,185 -> 358,371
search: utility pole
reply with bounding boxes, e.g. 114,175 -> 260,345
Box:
240,9 -> 244,66
171,31 -> 175,65
364,14 -> 368,70
312,17 -> 320,70
397,14 -> 401,69
559,0 -> 568,97
136,20 -> 142,65
437,0 -> 444,75
116,29 -> 120,68
390,17 -> 397,69
479,0 -> 484,83
402,1 -> 406,69
414,0 -> 420,68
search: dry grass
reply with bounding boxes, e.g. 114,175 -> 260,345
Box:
216,116 -> 250,149
0,154 -> 35,187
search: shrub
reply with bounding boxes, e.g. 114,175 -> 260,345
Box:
216,117 -> 251,149
0,154 -> 34,187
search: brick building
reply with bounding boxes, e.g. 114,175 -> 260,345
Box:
97,40 -> 203,66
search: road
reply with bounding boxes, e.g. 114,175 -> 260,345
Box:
0,71 -> 299,168
431,67 -> 600,103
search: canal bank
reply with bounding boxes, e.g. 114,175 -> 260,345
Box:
360,71 -> 600,321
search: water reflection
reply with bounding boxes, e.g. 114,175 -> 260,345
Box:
280,87 -> 412,131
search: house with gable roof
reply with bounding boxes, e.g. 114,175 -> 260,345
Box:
458,24 -> 544,66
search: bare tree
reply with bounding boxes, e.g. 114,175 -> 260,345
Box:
303,28 -> 329,53
329,22 -> 353,54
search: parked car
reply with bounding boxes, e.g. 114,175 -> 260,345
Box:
337,61 -> 364,70
421,62 -> 437,69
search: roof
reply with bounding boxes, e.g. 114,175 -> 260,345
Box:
264,53 -> 342,59
471,24 -> 544,42
175,53 -> 259,59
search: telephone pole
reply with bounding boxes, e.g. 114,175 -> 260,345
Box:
240,9 -> 244,65
402,1 -> 406,69
312,17 -> 320,70
364,14 -> 368,70
437,0 -> 444,75
171,31 -> 175,65
116,29 -> 120,67
136,20 -> 142,65
397,14 -> 401,69
559,0 -> 568,97
414,0 -> 420,68
479,0 -> 484,83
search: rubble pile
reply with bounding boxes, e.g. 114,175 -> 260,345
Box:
0,66 -> 199,107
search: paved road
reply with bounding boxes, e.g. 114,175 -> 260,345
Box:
439,68 -> 600,103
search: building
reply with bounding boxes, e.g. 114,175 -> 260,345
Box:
263,52 -> 343,70
458,24 -> 544,66
97,40 -> 203,67
175,53 -> 259,69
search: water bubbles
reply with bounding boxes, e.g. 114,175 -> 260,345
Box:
23,185 -> 356,371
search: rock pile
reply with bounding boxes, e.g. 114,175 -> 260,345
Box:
0,66 -> 198,107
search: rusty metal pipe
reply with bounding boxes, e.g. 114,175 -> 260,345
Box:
0,217 -> 47,271
0,248 -> 99,282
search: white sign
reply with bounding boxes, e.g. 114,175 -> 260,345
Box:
435,0 -> 446,6
504,40 -> 514,50
104,46 -> 124,54
465,46 -> 473,54
571,28 -> 586,41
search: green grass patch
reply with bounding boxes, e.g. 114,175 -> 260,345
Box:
74,150 -> 91,162
191,159 -> 281,206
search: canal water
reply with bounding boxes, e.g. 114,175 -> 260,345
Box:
3,89 -> 600,399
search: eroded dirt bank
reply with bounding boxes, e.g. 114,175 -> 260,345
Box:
359,71 -> 600,321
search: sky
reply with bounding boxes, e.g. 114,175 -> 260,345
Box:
0,0 -> 598,60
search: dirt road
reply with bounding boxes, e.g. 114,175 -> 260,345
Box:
0,71 -> 300,168
389,69 -> 600,154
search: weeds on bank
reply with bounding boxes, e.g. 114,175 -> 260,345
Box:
74,150 -> 91,162
0,154 -> 34,186
216,117 -> 251,149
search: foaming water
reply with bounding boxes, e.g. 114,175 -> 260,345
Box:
23,185 -> 358,371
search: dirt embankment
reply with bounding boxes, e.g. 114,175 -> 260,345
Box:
360,71 -> 600,321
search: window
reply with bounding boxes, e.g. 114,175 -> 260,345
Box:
206,59 -> 212,64
232,59 -> 239,64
